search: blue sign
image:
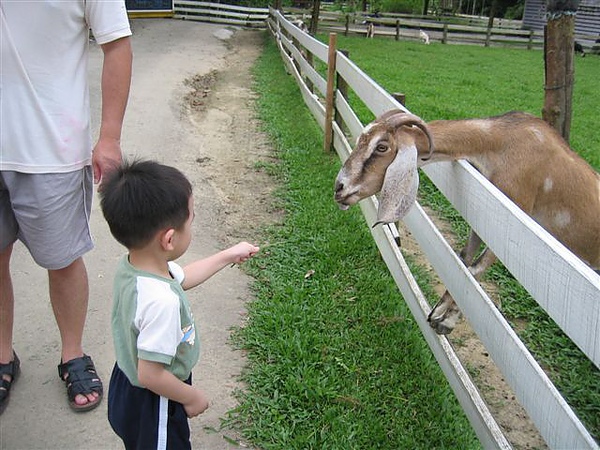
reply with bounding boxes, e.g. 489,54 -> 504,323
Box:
126,0 -> 173,11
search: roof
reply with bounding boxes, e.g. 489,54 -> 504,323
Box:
523,0 -> 600,46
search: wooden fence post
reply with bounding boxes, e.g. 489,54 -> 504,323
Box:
442,23 -> 448,44
324,33 -> 337,153
485,26 -> 492,47
527,30 -> 534,50
345,14 -> 349,36
542,0 -> 577,143
395,19 -> 400,41
392,92 -> 406,106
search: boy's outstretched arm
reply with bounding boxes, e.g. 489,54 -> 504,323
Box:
180,241 -> 259,290
138,359 -> 209,418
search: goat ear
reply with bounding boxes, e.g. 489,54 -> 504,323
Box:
373,144 -> 419,226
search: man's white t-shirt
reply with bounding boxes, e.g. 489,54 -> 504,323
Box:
0,1 -> 132,173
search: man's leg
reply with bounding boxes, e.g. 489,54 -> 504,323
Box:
0,243 -> 19,415
0,244 -> 15,365
49,257 -> 99,407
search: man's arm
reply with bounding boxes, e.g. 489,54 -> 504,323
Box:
93,36 -> 132,185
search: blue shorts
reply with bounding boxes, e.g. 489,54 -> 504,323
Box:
108,363 -> 192,450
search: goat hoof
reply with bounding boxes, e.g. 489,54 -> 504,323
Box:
427,308 -> 452,335
427,303 -> 461,335
428,320 -> 454,335
427,311 -> 454,335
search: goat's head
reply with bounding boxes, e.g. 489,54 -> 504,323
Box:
334,110 -> 433,225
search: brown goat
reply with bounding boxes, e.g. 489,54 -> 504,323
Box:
334,110 -> 600,334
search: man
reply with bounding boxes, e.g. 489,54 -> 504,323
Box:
0,1 -> 132,413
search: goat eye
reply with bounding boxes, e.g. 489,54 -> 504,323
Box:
375,143 -> 388,153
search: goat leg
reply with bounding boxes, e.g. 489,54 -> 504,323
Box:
468,247 -> 497,280
460,230 -> 483,266
428,246 -> 498,334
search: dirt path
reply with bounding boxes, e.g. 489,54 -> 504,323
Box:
0,20 -> 271,449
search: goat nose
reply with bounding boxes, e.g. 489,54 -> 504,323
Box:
335,181 -> 344,193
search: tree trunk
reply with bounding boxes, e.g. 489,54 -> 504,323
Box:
487,0 -> 498,28
542,0 -> 579,143
309,0 -> 321,35
423,0 -> 430,15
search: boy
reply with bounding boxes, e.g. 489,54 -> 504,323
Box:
100,159 -> 259,450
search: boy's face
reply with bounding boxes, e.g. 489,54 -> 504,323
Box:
172,196 -> 195,259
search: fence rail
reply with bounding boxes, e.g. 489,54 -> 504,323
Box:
269,8 -> 600,449
173,2 -> 599,50
174,1 -> 268,27
311,10 -> 598,49
319,13 -> 545,49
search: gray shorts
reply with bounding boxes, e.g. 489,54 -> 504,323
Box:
0,167 -> 94,270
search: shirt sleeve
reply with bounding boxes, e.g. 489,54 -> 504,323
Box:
134,277 -> 182,363
85,0 -> 132,45
168,261 -> 186,285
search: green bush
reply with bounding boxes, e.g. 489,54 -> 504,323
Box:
504,3 -> 524,19
372,0 -> 423,13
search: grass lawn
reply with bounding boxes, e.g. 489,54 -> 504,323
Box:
230,32 -> 599,447
229,33 -> 481,449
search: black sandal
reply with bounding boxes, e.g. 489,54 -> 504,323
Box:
0,351 -> 20,416
58,354 -> 103,412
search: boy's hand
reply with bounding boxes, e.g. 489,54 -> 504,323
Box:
229,242 -> 260,264
184,389 -> 209,418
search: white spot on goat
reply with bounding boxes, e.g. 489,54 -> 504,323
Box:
471,120 -> 493,133
543,177 -> 553,193
528,126 -> 545,143
554,210 -> 571,228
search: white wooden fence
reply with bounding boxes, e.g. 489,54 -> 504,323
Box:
171,2 -> 558,50
313,11 -> 545,49
289,8 -> 599,50
268,8 -> 600,449
174,1 -> 268,27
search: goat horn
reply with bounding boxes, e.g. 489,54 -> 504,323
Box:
384,112 -> 434,161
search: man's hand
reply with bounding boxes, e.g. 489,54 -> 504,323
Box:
92,137 -> 122,186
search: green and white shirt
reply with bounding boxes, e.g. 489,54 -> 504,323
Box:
111,255 -> 200,387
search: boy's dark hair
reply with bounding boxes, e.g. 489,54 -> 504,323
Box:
100,159 -> 193,249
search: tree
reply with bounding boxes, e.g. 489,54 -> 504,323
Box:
309,0 -> 321,35
542,0 -> 579,142
423,0 -> 431,15
486,0 -> 522,26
